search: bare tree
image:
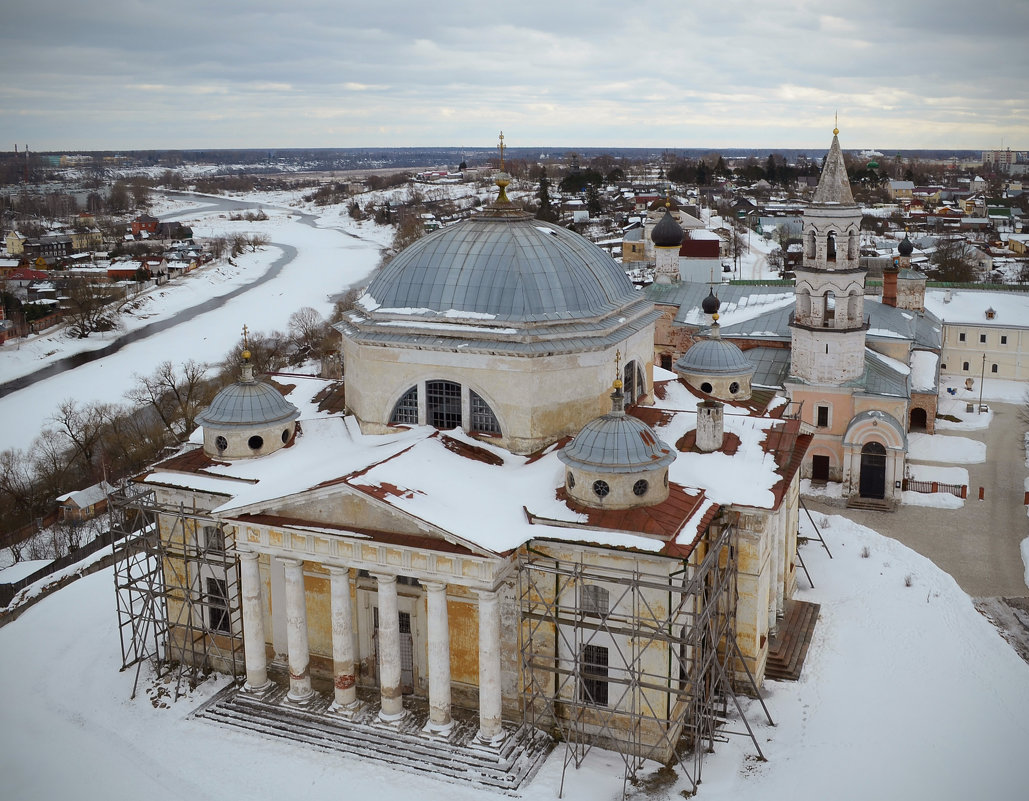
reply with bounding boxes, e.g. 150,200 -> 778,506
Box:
126,360 -> 214,441
48,399 -> 116,479
287,307 -> 328,362
63,278 -> 122,338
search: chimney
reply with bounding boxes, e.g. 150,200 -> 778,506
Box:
882,261 -> 899,307
696,400 -> 724,453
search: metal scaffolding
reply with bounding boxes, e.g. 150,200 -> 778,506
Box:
111,485 -> 244,699
518,519 -> 772,797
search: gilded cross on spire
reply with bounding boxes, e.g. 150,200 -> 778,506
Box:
614,350 -> 623,389
498,131 -> 506,171
833,110 -> 839,137
241,324 -> 252,361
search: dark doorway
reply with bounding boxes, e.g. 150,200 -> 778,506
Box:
811,454 -> 830,482
859,442 -> 887,498
910,407 -> 928,432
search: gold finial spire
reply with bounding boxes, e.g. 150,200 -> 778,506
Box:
494,130 -> 512,205
833,110 -> 839,137
613,350 -> 623,389
241,324 -> 251,361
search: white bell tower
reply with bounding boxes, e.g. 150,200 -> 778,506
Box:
789,127 -> 867,384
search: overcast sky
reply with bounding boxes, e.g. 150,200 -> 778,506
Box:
2,0 -> 1026,153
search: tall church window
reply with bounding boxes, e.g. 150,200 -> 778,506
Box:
390,386 -> 419,425
622,360 -> 647,404
623,360 -> 636,402
206,577 -> 231,634
826,232 -> 837,261
580,644 -> 609,706
426,380 -> 461,429
469,390 -> 501,435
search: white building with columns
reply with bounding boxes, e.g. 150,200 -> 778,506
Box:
129,181 -> 811,786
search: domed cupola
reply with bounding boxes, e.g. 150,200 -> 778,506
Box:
559,372 -> 676,509
674,304 -> 755,401
701,288 -> 721,316
652,206 -> 684,284
897,232 -> 913,258
651,207 -> 684,248
196,340 -> 300,459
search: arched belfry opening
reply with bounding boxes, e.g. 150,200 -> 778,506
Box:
826,231 -> 837,262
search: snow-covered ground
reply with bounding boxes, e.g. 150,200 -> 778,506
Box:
1,514 -> 1026,801
0,191 -> 393,455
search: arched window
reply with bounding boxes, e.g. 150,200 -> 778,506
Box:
469,389 -> 501,435
826,231 -> 837,261
823,290 -> 836,326
623,360 -> 637,403
390,386 -> 419,425
426,380 -> 461,429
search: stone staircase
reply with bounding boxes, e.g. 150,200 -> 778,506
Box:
765,600 -> 821,681
191,684 -> 552,791
845,496 -> 896,512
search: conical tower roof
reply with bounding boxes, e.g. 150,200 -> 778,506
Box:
812,131 -> 856,206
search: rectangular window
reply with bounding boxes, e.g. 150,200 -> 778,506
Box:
980,334 -> 987,344
963,361 -> 970,371
1001,335 -> 1007,345
581,585 -> 609,617
203,525 -> 224,553
816,406 -> 829,428
206,577 -> 231,634
959,332 -> 966,342
991,364 -> 998,373
580,644 -> 609,707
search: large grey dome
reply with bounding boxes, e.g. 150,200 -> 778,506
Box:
363,209 -> 637,323
196,374 -> 300,428
675,336 -> 755,377
559,408 -> 675,474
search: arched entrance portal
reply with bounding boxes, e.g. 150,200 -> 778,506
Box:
859,442 -> 887,498
910,407 -> 928,432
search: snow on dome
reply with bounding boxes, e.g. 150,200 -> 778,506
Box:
362,210 -> 637,323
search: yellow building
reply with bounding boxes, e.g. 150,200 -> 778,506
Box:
118,179 -> 813,793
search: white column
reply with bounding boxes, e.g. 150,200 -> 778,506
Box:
373,573 -> 405,721
423,581 -> 453,733
476,588 -> 504,744
239,551 -> 271,692
328,566 -> 359,710
282,557 -> 313,701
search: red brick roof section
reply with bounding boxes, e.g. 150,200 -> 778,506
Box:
439,433 -> 504,466
153,447 -> 230,473
555,484 -> 715,545
674,429 -> 742,455
759,417 -> 813,510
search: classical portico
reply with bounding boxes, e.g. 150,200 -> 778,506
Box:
234,519 -> 512,745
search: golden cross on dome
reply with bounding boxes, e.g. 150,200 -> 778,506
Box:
241,324 -> 250,349
498,131 -> 506,171
614,350 -> 623,389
